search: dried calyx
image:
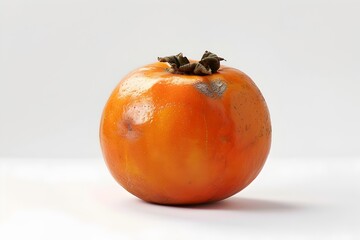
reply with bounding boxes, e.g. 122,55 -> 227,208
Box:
158,51 -> 225,75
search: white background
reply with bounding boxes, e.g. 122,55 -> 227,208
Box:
1,0 -> 360,239
1,0 -> 359,159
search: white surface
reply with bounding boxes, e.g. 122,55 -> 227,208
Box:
1,0 -> 360,159
1,158 -> 359,239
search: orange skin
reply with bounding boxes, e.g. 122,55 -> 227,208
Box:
100,62 -> 271,205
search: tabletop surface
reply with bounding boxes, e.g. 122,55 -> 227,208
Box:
1,157 -> 359,240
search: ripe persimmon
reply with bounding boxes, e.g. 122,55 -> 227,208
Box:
100,51 -> 271,205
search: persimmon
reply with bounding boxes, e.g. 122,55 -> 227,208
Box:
100,51 -> 271,205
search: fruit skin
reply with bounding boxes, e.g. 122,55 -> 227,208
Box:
100,61 -> 271,205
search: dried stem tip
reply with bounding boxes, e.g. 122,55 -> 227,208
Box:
158,51 -> 225,75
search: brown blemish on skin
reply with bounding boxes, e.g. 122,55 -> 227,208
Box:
118,100 -> 154,140
194,79 -> 227,98
118,118 -> 140,140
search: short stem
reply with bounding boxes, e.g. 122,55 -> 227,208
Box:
158,51 -> 225,75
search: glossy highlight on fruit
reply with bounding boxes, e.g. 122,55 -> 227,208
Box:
100,51 -> 271,205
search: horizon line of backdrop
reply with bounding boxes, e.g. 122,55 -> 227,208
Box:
1,0 -> 359,159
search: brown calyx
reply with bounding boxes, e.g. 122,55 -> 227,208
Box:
158,51 -> 225,75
